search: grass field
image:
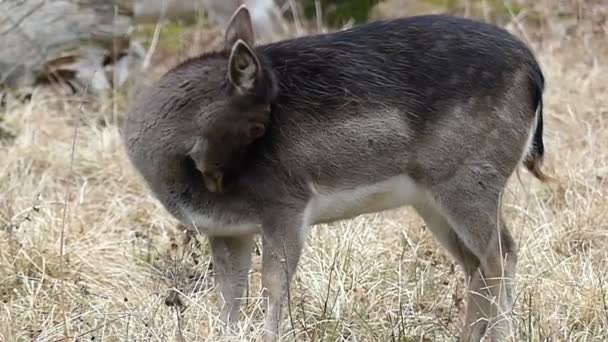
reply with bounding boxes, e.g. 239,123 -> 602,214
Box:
1,1 -> 607,341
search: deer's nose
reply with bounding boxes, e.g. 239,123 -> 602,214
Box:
202,171 -> 223,193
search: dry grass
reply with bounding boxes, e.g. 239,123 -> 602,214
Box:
1,4 -> 608,342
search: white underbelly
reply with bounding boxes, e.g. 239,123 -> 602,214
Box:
180,207 -> 261,236
178,175 -> 423,235
305,174 -> 424,225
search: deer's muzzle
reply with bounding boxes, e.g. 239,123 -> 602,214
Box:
203,171 -> 223,193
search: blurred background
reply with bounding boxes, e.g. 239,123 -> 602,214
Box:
1,0 -> 605,95
0,1 -> 606,341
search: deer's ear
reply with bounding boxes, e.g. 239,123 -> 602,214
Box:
224,5 -> 255,50
228,40 -> 262,94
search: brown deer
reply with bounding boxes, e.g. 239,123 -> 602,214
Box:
124,6 -> 548,341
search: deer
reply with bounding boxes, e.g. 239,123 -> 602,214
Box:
123,6 -> 548,341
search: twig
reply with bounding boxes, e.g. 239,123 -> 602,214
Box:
288,0 -> 303,35
73,315 -> 125,340
282,243 -> 297,341
0,1 -> 44,36
175,306 -> 186,342
314,0 -> 322,33
125,313 -> 131,341
0,4 -> 48,85
58,54 -> 95,342
142,1 -> 168,71
113,4 -> 119,124
321,250 -> 338,319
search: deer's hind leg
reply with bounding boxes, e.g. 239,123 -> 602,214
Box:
426,167 -> 517,342
414,202 -> 480,279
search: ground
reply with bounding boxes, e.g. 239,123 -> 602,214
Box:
0,1 -> 607,341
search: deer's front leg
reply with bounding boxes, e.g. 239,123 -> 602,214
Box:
261,213 -> 307,341
208,234 -> 255,331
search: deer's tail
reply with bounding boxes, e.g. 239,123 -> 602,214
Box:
523,71 -> 551,182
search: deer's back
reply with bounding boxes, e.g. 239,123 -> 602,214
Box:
259,15 -> 541,117
244,15 -> 543,192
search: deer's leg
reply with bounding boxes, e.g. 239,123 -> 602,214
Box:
413,202 -> 480,279
209,234 -> 255,331
462,221 -> 516,342
260,213 -> 307,341
430,172 -> 517,342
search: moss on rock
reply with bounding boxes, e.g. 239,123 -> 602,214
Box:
302,0 -> 382,27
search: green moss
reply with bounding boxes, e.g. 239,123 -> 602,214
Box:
302,0 -> 382,27
134,13 -> 208,54
484,0 -> 523,15
421,0 -> 523,17
301,0 -> 525,28
421,0 -> 458,10
134,22 -> 187,52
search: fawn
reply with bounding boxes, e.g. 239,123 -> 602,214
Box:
124,6 -> 548,341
